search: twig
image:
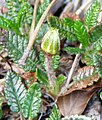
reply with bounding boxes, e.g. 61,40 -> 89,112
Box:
5,62 -> 25,75
60,0 -> 93,95
75,0 -> 93,15
19,0 -> 57,65
60,2 -> 74,18
60,44 -> 82,94
29,0 -> 40,37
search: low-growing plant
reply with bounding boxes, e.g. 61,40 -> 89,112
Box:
0,0 -> 102,119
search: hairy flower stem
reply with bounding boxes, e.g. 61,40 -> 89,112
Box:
45,54 -> 56,88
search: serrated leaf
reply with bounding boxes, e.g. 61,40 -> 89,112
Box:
36,68 -> 48,85
64,47 -> 85,55
7,31 -> 38,71
85,0 -> 100,30
48,16 -> 77,41
6,0 -> 33,34
71,66 -> 100,89
90,25 -> 102,42
6,0 -> 32,24
72,66 -> 100,88
73,66 -> 96,82
17,3 -> 31,28
22,82 -> 41,119
93,55 -> 102,78
82,49 -> 95,66
47,104 -> 60,120
5,71 -> 26,112
93,36 -> 102,51
0,16 -> 20,34
52,55 -> 60,70
36,0 -> 50,23
74,20 -> 89,47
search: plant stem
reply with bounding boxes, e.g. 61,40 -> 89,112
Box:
29,0 -> 40,37
60,44 -> 82,94
19,0 -> 57,65
75,0 -> 93,15
45,54 -> 56,87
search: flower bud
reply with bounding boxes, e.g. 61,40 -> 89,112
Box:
41,28 -> 60,55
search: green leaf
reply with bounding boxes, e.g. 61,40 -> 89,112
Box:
74,20 -> 89,47
64,47 -> 85,55
17,3 -> 31,27
6,0 -> 33,34
36,0 -> 50,23
52,55 -> 60,70
100,92 -> 102,100
48,16 -> 77,41
82,50 -> 94,66
63,18 -> 75,27
22,82 -> 41,119
0,45 -> 3,51
56,74 -> 66,87
47,104 -> 60,120
90,25 -> 102,42
85,0 -> 100,30
6,0 -> 33,24
0,16 -> 20,34
93,55 -> 102,78
36,68 -> 48,85
7,31 -> 38,72
5,71 -> 26,112
93,36 -> 102,51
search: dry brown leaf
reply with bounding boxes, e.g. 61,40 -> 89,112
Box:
60,66 -> 100,96
57,80 -> 102,116
57,90 -> 96,116
73,66 -> 95,80
22,72 -> 36,80
66,74 -> 100,95
22,72 -> 37,87
65,66 -> 100,93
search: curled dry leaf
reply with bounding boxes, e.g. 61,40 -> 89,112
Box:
57,80 -> 102,116
71,66 -> 100,89
67,74 -> 100,94
59,66 -> 100,96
